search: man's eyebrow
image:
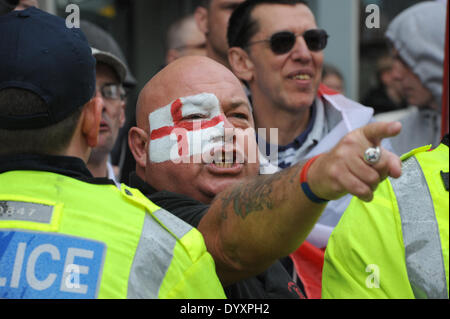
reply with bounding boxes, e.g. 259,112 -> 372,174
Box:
227,98 -> 251,111
220,0 -> 242,10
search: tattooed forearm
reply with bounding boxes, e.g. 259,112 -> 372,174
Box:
219,163 -> 303,220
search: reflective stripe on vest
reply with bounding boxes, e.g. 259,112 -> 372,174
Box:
127,209 -> 191,298
390,156 -> 448,299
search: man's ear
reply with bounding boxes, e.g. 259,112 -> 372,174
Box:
82,97 -> 102,148
128,126 -> 148,169
194,6 -> 208,35
228,47 -> 254,82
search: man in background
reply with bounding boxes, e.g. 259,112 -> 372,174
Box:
227,0 -> 389,247
81,20 -> 137,183
362,54 -> 407,114
165,13 -> 206,64
378,1 -> 446,155
195,0 -> 245,68
226,0 -> 395,296
87,49 -> 127,183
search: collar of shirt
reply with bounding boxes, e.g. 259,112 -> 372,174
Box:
257,102 -> 317,155
0,153 -> 115,185
128,171 -> 159,196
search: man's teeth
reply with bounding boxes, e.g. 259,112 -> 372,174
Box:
292,74 -> 311,80
214,162 -> 234,168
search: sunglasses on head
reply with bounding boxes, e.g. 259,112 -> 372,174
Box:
247,29 -> 329,55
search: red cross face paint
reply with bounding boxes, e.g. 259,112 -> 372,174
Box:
148,93 -> 226,163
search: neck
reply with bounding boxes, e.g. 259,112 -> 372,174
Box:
253,101 -> 312,147
87,153 -> 109,178
63,129 -> 91,164
207,46 -> 230,69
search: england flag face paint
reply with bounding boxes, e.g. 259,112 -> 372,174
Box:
148,93 -> 226,163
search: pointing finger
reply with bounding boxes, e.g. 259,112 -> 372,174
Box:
362,121 -> 402,146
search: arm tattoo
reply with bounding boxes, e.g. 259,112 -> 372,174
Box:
219,164 -> 303,220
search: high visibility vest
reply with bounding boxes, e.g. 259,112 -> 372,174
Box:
0,170 -> 226,299
322,142 -> 449,299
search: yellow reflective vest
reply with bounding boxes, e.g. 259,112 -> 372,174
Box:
0,170 -> 226,299
322,141 -> 449,299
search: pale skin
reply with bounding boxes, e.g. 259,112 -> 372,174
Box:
129,56 -> 402,286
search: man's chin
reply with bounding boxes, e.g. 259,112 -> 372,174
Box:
197,176 -> 244,202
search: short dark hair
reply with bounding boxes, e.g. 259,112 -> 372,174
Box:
198,0 -> 211,8
0,88 -> 82,156
228,0 -> 308,49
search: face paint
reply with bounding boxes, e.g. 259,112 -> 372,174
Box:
148,93 -> 226,163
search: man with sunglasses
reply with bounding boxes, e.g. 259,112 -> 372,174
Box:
228,0 -> 385,248
87,49 -> 127,183
227,0 -> 390,295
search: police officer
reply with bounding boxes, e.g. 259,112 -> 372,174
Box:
322,134 -> 449,299
0,7 -> 225,299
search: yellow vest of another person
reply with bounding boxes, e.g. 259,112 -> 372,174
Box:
322,142 -> 449,299
0,170 -> 226,299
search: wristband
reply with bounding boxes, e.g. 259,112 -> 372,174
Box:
299,155 -> 329,204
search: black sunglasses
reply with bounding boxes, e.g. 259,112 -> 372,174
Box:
247,29 -> 329,55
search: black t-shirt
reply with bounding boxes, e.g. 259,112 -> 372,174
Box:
128,172 -> 304,299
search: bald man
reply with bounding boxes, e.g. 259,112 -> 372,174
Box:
128,56 -> 402,298
131,57 -> 259,204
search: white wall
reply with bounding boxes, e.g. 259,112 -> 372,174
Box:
315,0 -> 360,100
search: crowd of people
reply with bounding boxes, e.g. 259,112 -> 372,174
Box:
0,0 -> 448,300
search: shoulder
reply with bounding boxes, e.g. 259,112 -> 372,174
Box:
148,190 -> 209,228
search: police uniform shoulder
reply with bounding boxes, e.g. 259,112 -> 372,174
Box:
400,145 -> 433,161
120,184 -> 163,212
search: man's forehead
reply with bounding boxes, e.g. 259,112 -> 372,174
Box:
212,0 -> 245,9
142,56 -> 245,113
168,75 -> 247,108
96,62 -> 121,84
252,3 -> 316,32
153,91 -> 249,114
